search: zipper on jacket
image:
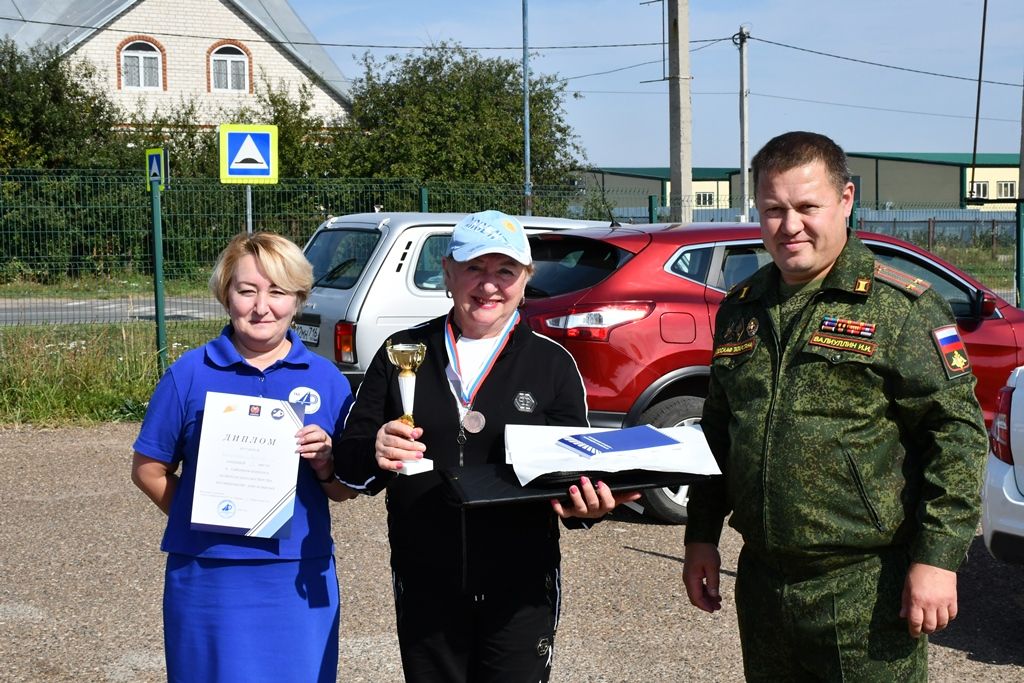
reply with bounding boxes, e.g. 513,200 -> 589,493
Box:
460,507 -> 469,593
762,289 -> 825,548
457,425 -> 466,467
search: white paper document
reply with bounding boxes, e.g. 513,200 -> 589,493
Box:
505,424 -> 720,486
191,391 -> 305,538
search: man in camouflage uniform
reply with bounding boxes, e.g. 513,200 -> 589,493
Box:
682,131 -> 988,681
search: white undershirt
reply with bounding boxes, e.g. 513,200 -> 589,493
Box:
445,335 -> 503,418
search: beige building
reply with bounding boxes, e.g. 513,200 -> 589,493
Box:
2,0 -> 351,125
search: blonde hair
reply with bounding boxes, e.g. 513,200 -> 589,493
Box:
209,232 -> 313,312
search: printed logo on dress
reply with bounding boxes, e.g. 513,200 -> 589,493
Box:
931,325 -> 971,379
808,332 -> 877,357
248,404 -> 262,416
713,338 -> 757,358
288,387 -> 322,415
820,315 -> 876,339
513,392 -> 536,413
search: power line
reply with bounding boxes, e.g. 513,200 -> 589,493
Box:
4,13 -> 1022,91
565,89 -> 1021,124
0,15 -> 724,51
751,36 -> 1022,88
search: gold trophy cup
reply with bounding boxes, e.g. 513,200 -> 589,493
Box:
386,340 -> 427,426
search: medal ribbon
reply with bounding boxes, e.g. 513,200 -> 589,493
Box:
444,310 -> 519,409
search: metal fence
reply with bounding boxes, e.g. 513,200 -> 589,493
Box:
0,172 -> 1020,327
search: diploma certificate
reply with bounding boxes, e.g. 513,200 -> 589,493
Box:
190,391 -> 305,539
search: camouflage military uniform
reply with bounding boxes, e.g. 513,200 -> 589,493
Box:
685,234 -> 988,681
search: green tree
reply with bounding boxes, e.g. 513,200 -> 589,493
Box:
331,43 -> 583,184
0,38 -> 124,169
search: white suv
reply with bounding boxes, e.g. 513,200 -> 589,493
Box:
294,212 -> 608,388
983,366 -> 1024,564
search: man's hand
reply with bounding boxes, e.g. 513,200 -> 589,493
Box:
900,562 -> 958,638
683,542 -> 723,613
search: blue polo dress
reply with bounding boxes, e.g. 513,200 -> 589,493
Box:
133,327 -> 353,683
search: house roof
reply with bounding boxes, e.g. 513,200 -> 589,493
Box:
594,167 -> 738,181
849,152 -> 1020,167
0,0 -> 350,105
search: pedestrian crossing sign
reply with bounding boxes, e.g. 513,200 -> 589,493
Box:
146,147 -> 166,191
219,124 -> 278,184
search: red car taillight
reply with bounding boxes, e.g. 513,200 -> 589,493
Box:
990,385 -> 1014,464
529,302 -> 654,341
334,322 -> 355,364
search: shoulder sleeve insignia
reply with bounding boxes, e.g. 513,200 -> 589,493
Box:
874,262 -> 932,298
931,325 -> 972,379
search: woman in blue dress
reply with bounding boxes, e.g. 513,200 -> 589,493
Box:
131,232 -> 355,682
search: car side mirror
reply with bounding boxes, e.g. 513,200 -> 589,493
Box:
972,289 -> 998,319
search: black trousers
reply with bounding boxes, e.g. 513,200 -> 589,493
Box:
392,568 -> 561,683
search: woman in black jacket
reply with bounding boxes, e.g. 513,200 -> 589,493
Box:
335,210 -> 638,683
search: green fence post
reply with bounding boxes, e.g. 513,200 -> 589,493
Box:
648,195 -> 657,224
150,178 -> 168,375
419,186 -> 429,212
1017,199 -> 1023,307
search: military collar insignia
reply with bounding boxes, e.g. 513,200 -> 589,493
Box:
820,315 -> 876,339
931,325 -> 972,379
854,278 -> 871,294
746,318 -> 759,337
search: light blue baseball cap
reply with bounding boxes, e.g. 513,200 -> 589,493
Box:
446,210 -> 532,265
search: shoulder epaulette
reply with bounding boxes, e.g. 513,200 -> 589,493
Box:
873,262 -> 931,298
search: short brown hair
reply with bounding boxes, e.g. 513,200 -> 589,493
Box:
209,232 -> 313,312
752,131 -> 851,197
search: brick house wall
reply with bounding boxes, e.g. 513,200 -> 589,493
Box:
69,0 -> 348,125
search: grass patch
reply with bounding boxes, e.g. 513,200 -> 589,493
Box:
0,321 -> 222,426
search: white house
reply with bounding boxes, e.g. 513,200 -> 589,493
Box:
1,0 -> 351,124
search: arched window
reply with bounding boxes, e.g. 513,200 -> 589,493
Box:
211,45 -> 248,91
121,41 -> 161,89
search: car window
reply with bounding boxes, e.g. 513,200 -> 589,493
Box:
414,234 -> 451,290
306,229 -> 379,290
871,248 -> 975,318
527,235 -> 630,298
722,248 -> 773,289
668,246 -> 713,283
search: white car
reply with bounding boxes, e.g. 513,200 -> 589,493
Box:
294,212 -> 608,389
982,366 -> 1024,563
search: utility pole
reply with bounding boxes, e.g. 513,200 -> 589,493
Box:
522,0 -> 533,216
1016,68 -> 1023,305
736,26 -> 750,222
668,0 -> 693,223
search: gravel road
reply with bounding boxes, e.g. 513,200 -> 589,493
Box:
1,424 -> 1022,682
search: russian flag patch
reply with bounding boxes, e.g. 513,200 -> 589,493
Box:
931,325 -> 971,379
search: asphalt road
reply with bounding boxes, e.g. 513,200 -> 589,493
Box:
0,296 -> 222,325
1,423 -> 1022,682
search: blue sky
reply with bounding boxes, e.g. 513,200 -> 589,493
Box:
291,0 -> 1022,168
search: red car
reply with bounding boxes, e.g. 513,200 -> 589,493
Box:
523,223 -> 1024,523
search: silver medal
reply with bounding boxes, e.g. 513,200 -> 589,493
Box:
462,410 -> 486,434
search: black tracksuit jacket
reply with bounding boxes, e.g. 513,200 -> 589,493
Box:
335,314 -> 589,594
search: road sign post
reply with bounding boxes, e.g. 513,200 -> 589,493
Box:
218,124 -> 279,234
146,147 -> 169,375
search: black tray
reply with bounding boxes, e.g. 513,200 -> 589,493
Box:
440,463 -> 716,508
